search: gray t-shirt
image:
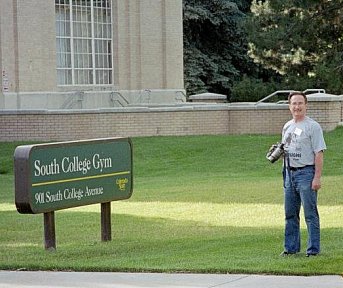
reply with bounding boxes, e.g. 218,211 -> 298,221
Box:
282,116 -> 326,167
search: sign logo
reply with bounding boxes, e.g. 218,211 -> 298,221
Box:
116,178 -> 129,191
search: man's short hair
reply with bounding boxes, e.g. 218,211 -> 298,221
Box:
288,92 -> 308,104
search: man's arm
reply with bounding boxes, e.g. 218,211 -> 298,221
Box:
312,151 -> 324,191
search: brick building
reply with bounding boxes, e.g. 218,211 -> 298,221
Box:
0,0 -> 185,109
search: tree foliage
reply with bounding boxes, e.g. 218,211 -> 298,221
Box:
183,0 -> 343,101
183,0 -> 254,98
246,0 -> 343,93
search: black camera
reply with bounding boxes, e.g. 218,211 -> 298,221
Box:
266,142 -> 284,163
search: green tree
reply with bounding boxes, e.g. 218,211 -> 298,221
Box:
246,0 -> 343,94
183,0 -> 255,98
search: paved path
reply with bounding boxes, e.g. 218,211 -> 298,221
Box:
0,271 -> 342,288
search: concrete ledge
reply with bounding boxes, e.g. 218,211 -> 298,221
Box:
0,89 -> 187,109
307,93 -> 343,102
189,93 -> 227,103
0,103 -> 290,114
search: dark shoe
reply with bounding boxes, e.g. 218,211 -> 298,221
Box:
280,251 -> 296,257
306,253 -> 318,257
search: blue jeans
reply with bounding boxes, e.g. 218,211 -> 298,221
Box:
283,165 -> 320,254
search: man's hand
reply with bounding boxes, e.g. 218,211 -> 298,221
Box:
312,177 -> 321,191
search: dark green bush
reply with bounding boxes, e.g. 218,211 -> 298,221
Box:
230,76 -> 278,102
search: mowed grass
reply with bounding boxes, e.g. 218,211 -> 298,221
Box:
0,127 -> 342,275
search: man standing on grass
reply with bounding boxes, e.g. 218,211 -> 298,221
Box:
280,92 -> 326,257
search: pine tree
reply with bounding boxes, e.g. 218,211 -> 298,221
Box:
183,0 -> 254,98
246,0 -> 343,93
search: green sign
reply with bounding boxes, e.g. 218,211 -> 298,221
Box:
15,138 -> 133,214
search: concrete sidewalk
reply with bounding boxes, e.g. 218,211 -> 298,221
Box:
0,271 -> 342,288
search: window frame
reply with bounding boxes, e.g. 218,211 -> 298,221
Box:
55,0 -> 113,86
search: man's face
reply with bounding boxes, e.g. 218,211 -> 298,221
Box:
289,94 -> 307,120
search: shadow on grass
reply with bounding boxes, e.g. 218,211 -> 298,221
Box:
0,210 -> 342,275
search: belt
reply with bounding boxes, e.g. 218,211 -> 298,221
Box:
289,165 -> 314,171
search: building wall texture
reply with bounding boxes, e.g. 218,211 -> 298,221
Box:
0,0 -> 185,109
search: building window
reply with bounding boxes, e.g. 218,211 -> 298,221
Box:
55,0 -> 112,86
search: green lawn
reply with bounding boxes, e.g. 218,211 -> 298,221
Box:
1,128 -> 343,275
